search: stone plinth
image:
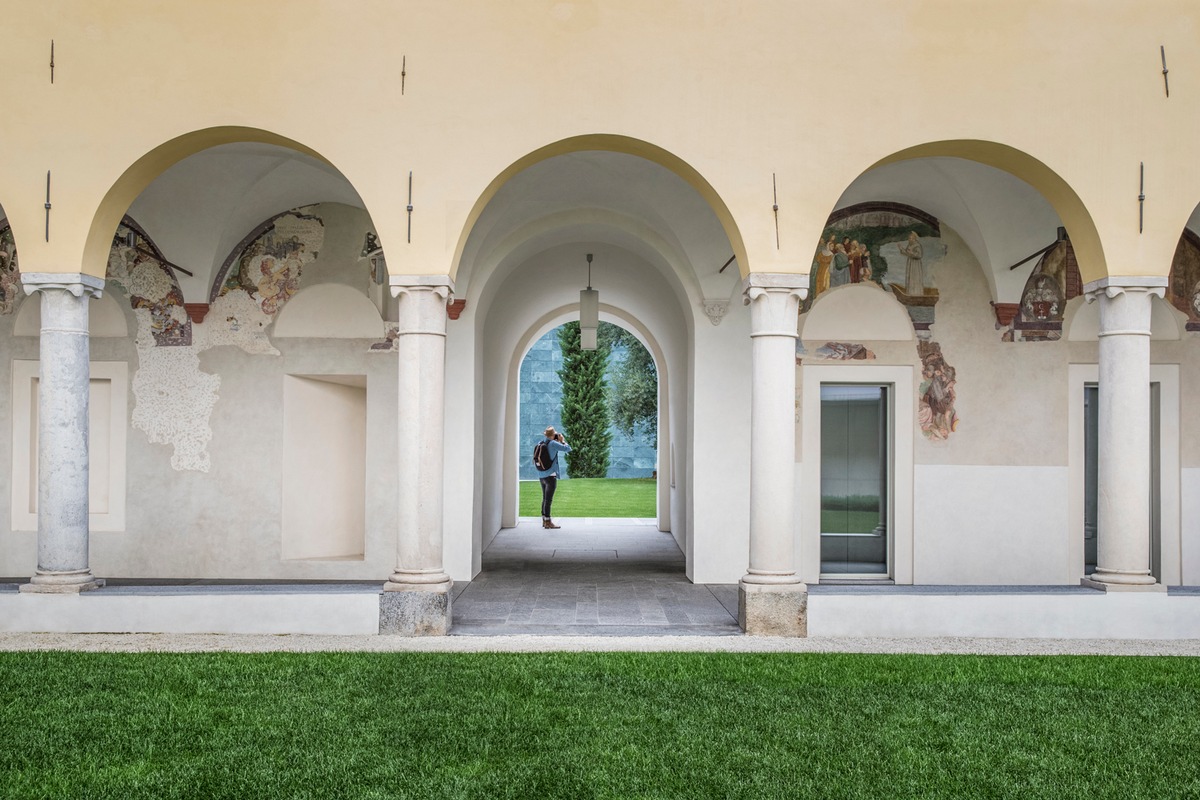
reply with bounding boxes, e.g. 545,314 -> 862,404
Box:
379,584 -> 452,636
739,581 -> 808,637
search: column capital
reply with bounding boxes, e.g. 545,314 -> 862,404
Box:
388,274 -> 454,300
1084,276 -> 1167,338
20,272 -> 104,299
1082,275 -> 1167,303
742,273 -> 807,338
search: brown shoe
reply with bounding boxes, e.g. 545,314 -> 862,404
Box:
544,518 -> 561,529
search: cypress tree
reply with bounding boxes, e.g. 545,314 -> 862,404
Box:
557,321 -> 612,477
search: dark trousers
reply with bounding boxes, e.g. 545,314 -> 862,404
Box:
539,476 -> 557,518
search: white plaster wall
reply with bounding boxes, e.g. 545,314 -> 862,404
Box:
809,593 -> 1200,639
688,308 -> 752,584
0,592 -> 380,635
914,465 -> 1068,584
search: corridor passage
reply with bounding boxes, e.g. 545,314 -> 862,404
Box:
451,519 -> 741,636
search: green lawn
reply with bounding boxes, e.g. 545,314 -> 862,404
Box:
2,652 -> 1199,798
520,477 -> 656,517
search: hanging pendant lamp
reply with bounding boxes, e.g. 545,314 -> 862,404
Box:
580,252 -> 599,350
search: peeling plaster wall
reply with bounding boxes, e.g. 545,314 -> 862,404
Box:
0,204 -> 399,581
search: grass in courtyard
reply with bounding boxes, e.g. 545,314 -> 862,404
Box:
2,652 -> 1199,799
519,477 -> 656,517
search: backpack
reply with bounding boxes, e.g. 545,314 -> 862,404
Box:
532,440 -> 553,471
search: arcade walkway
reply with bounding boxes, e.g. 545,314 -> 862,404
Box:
451,519 -> 741,636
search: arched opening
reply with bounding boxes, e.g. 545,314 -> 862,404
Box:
515,320 -> 660,520
448,142 -> 746,632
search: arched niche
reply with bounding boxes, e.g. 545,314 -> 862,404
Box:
800,283 -> 915,342
272,283 -> 385,339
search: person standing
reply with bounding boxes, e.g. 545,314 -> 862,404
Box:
536,426 -> 572,529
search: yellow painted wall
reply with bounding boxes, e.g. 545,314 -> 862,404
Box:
2,0 -> 1198,281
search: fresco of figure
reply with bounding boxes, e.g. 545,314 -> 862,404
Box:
830,243 -> 851,288
899,231 -> 924,296
813,238 -> 834,296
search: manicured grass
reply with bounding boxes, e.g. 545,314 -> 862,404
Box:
520,477 -> 656,517
2,652 -> 1199,798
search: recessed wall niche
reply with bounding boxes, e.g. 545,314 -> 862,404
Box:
10,360 -> 129,532
281,374 -> 367,561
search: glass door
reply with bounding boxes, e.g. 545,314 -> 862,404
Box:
1083,383 -> 1160,579
820,384 -> 889,577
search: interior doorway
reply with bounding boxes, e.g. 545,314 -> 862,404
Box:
819,384 -> 891,578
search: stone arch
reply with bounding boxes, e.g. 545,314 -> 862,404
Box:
858,140 -> 1107,284
450,134 -> 749,281
82,127 -> 346,279
500,304 -> 672,536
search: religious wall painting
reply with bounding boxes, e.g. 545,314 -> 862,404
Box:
215,207 -> 325,318
804,202 -> 947,337
0,222 -> 20,315
107,220 -> 191,347
1167,229 -> 1200,332
999,231 -> 1082,342
917,340 -> 958,441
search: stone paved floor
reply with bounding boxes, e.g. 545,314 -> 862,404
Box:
451,518 -> 741,636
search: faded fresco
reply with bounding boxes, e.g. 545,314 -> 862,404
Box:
1167,230 -> 1200,332
918,340 -> 958,441
217,207 -> 325,316
1000,234 -> 1082,342
107,222 -> 192,346
814,341 -> 876,360
0,223 -> 20,315
805,203 -> 948,336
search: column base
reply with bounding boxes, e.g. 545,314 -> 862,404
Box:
20,572 -> 105,594
1080,576 -> 1167,593
739,580 -> 808,636
379,581 -> 452,635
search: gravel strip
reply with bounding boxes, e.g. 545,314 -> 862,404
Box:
2,633 -> 1199,656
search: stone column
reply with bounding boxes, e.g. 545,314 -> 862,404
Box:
739,273 -> 808,635
1081,276 -> 1167,592
380,275 -> 454,634
19,273 -> 105,593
